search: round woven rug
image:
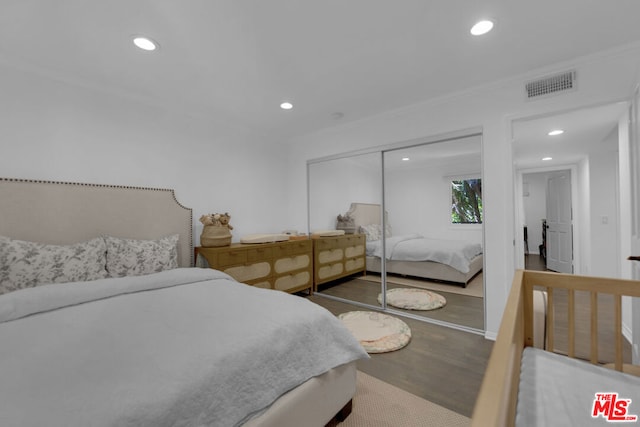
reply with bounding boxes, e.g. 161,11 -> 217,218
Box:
377,288 -> 447,311
338,311 -> 411,353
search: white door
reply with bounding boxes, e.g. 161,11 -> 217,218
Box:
546,171 -> 573,273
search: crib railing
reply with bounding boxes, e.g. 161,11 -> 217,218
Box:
472,270 -> 640,427
523,270 -> 640,370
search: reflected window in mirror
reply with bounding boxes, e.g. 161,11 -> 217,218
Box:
451,178 -> 483,224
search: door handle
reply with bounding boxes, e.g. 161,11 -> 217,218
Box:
628,256 -> 640,261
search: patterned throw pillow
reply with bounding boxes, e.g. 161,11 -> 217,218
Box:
0,236 -> 108,295
104,234 -> 179,278
359,224 -> 382,241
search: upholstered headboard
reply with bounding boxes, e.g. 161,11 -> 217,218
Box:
345,202 -> 384,230
0,178 -> 193,267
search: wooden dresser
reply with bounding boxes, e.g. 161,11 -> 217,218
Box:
195,239 -> 313,294
312,234 -> 366,291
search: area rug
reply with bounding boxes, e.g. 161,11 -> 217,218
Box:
377,288 -> 446,310
361,272 -> 483,298
342,371 -> 470,427
338,311 -> 411,353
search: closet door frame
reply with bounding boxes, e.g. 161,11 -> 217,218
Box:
307,126 -> 485,334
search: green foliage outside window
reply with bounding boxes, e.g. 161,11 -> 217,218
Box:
451,178 -> 483,224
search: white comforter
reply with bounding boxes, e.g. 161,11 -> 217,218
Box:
366,234 -> 483,273
0,268 -> 368,427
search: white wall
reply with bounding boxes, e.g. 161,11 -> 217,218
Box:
0,63 -> 291,245
385,155 -> 483,243
589,133 -> 620,278
285,44 -> 640,339
308,154 -> 382,232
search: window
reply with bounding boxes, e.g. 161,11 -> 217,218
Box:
451,178 -> 482,224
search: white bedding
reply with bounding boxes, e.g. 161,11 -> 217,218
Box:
517,347 -> 640,426
366,234 -> 483,273
0,268 -> 368,427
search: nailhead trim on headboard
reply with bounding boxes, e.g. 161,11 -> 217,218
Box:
0,177 -> 194,266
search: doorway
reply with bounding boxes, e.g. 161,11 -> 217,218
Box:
520,169 -> 575,273
512,101 -> 627,276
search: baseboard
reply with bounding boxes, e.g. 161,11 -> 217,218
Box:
484,330 -> 497,341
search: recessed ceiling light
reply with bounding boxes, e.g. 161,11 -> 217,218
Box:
402,157 -> 410,161
133,36 -> 158,51
280,102 -> 293,110
470,20 -> 494,36
542,157 -> 553,161
548,129 -> 564,136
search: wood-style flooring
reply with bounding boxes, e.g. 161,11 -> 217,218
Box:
307,295 -> 494,418
308,255 -> 632,419
316,277 -> 484,330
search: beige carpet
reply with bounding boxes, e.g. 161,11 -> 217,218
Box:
344,371 -> 470,427
360,272 -> 483,298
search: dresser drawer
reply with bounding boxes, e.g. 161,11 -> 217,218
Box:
344,245 -> 365,258
318,248 -> 343,264
317,263 -> 344,280
247,246 -> 272,262
250,280 -> 272,289
274,271 -> 311,291
274,254 -> 310,274
217,250 -> 247,267
273,240 -> 311,257
224,262 -> 271,283
340,235 -> 364,248
345,257 -> 365,272
196,240 -> 312,294
314,238 -> 340,251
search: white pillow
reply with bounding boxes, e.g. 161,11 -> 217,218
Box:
105,234 -> 179,278
0,236 -> 108,295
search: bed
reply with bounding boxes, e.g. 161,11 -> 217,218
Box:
346,202 -> 483,287
472,269 -> 640,426
0,178 -> 368,427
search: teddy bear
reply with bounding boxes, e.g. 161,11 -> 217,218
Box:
199,214 -> 216,226
199,212 -> 233,230
217,212 -> 233,230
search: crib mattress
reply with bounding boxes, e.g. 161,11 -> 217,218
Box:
517,347 -> 640,426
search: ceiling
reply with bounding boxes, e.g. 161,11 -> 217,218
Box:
2,1 -> 640,142
512,101 -> 630,169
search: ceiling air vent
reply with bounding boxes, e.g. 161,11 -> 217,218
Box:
525,70 -> 576,100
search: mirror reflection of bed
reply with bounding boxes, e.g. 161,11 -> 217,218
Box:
316,202 -> 484,330
308,134 -> 484,332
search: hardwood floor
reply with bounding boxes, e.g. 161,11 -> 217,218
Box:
524,253 -> 547,271
307,256 -> 632,419
307,295 -> 494,418
317,277 -> 484,330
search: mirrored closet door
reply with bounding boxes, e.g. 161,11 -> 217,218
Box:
382,136 -> 484,331
308,152 -> 383,308
308,131 -> 485,333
